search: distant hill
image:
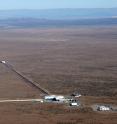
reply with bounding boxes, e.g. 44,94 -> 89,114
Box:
0,8 -> 117,19
0,8 -> 117,28
0,18 -> 117,28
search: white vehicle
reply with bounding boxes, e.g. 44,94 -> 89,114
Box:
70,102 -> 80,106
75,94 -> 81,98
1,61 -> 6,64
40,100 -> 44,103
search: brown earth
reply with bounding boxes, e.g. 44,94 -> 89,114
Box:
0,63 -> 41,98
0,27 -> 117,96
0,26 -> 117,123
0,102 -> 116,124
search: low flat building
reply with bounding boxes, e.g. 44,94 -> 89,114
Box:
44,95 -> 65,102
97,106 -> 110,111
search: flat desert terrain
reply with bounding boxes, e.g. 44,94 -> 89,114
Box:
0,26 -> 117,124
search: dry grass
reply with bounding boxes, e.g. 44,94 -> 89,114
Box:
0,102 -> 116,124
0,26 -> 117,123
0,27 -> 116,96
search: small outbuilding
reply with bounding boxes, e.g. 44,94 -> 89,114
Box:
97,106 -> 110,111
71,93 -> 81,98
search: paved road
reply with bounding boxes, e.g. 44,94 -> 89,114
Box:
0,99 -> 43,103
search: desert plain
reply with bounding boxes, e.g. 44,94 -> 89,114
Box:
0,26 -> 117,124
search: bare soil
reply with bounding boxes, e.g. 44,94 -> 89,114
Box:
0,63 -> 41,98
0,26 -> 117,124
0,27 -> 116,96
0,102 -> 116,124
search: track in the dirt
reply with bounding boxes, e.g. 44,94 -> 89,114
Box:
0,61 -> 50,95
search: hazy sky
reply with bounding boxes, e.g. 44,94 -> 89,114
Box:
0,0 -> 117,10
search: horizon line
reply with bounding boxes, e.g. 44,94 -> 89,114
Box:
0,7 -> 117,11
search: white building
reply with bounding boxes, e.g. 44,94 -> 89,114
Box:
97,106 -> 110,111
44,95 -> 65,101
